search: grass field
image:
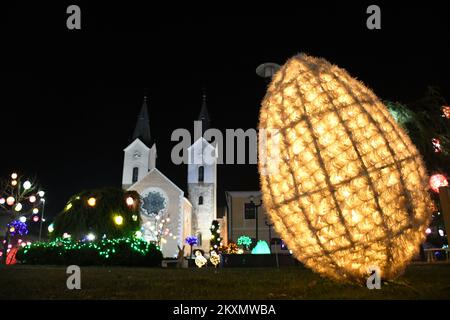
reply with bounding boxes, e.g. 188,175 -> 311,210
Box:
0,263 -> 449,299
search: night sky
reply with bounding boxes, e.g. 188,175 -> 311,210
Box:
1,3 -> 449,222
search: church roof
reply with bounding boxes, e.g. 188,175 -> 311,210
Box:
132,96 -> 152,147
198,91 -> 210,133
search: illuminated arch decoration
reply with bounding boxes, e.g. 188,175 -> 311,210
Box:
258,54 -> 433,283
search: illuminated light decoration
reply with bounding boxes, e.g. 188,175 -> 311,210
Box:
48,223 -> 54,233
86,233 -> 96,241
37,191 -> 45,197
11,173 -> 18,180
251,240 -> 271,254
29,195 -> 37,203
14,203 -> 23,212
87,197 -> 96,207
429,174 -> 449,193
438,229 -> 445,237
23,180 -> 32,190
32,215 -> 39,222
6,196 -> 15,206
194,250 -> 207,268
113,215 -> 124,226
63,233 -> 71,239
166,218 -> 170,223
237,235 -> 253,249
442,106 -> 450,119
126,196 -> 134,206
425,228 -> 432,234
19,216 -> 26,223
65,203 -> 73,211
237,249 -> 244,254
11,180 -> 17,186
132,215 -> 138,221
135,231 -> 142,238
7,220 -> 28,236
210,250 -> 221,267
258,54 -> 433,283
432,138 -> 442,153
32,208 -> 39,214
0,198 -> 5,205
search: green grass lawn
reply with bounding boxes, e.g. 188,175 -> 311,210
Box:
0,263 -> 449,299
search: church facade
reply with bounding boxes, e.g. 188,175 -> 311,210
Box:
122,95 -> 217,258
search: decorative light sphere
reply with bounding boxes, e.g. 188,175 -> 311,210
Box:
23,180 -> 32,190
113,215 -> 124,226
32,208 -> 39,214
6,196 -> 15,206
19,216 -> 26,223
438,229 -> 445,237
11,180 -> 17,186
126,196 -> 134,206
48,223 -> 54,233
429,174 -> 448,193
14,203 -> 22,212
86,233 -> 96,241
87,197 -> 96,207
258,54 -> 432,283
29,195 -> 37,203
11,173 -> 18,180
425,228 -> 432,234
37,191 -> 45,197
32,215 -> 39,222
0,198 -> 5,205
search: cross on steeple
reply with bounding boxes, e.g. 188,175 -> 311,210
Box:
198,89 -> 210,133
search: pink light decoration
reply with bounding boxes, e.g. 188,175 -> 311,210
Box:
32,215 -> 40,222
429,174 -> 449,193
442,106 -> 450,119
432,138 -> 442,153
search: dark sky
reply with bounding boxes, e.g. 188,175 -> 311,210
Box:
1,3 -> 449,221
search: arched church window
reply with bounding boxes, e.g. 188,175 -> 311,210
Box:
198,166 -> 204,182
198,196 -> 203,205
132,167 -> 139,183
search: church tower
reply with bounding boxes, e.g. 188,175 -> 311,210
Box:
122,95 -> 157,189
187,93 -> 217,252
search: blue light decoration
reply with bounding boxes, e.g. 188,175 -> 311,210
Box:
7,220 -> 29,237
251,240 -> 271,254
185,235 -> 198,246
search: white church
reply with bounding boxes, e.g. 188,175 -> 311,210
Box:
122,95 -> 217,258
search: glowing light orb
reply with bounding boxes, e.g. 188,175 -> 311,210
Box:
14,203 -> 22,212
6,197 -> 15,206
132,214 -> 138,221
438,229 -> 445,237
29,195 -> 36,203
113,215 -> 124,226
11,180 -> 17,186
126,196 -> 134,206
32,208 -> 39,214
23,180 -> 32,190
87,197 -> 96,207
11,173 -> 18,180
37,191 -> 45,197
19,216 -> 26,223
442,106 -> 450,119
0,198 -> 5,205
429,174 -> 448,193
65,203 -> 73,211
258,54 -> 432,283
425,228 -> 432,234
86,233 -> 96,241
48,223 -> 54,233
32,215 -> 39,222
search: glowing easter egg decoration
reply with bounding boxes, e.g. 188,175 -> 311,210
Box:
258,54 -> 432,283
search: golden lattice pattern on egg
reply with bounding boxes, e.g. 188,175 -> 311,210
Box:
258,54 -> 432,283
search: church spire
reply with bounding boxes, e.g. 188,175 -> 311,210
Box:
132,95 -> 152,147
198,89 -> 210,132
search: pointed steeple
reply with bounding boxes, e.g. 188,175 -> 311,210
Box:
198,89 -> 210,132
132,95 -> 152,147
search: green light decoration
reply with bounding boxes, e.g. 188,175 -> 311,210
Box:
237,235 -> 252,249
251,240 -> 271,254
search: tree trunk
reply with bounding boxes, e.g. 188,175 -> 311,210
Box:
1,227 -> 10,265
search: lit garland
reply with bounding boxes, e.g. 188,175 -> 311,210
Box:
258,54 -> 433,283
21,237 -> 161,260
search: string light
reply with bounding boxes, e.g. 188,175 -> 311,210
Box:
11,180 -> 17,186
259,54 -> 432,283
11,173 -> 18,180
32,208 -> 39,214
29,195 -> 37,203
6,196 -> 15,206
126,196 -> 134,206
23,181 -> 32,190
113,215 -> 124,226
14,203 -> 22,212
0,198 -> 5,205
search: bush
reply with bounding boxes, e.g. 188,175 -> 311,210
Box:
16,237 -> 163,267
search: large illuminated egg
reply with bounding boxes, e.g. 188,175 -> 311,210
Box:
258,54 -> 432,283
